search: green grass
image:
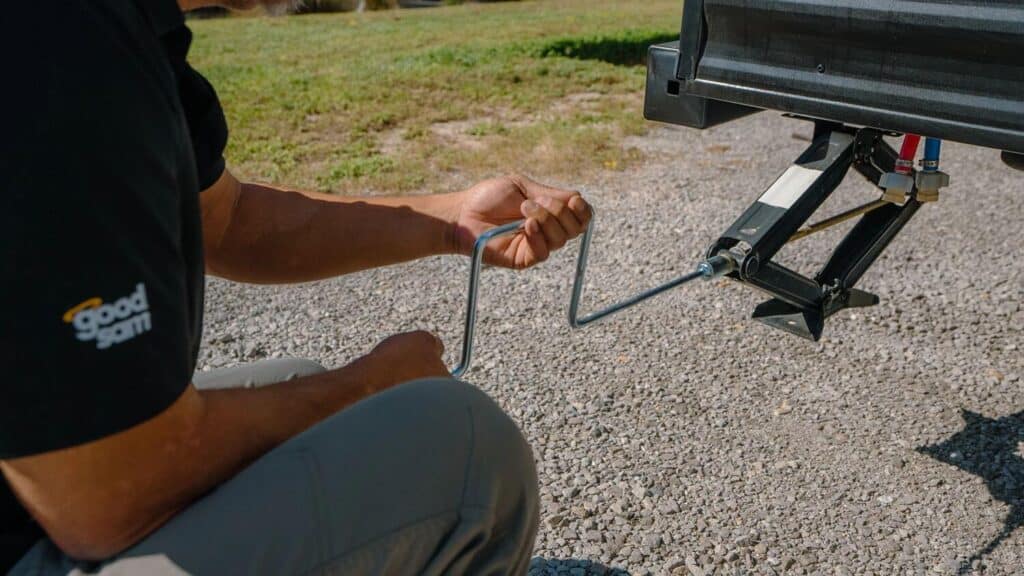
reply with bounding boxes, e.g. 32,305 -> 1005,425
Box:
188,0 -> 683,194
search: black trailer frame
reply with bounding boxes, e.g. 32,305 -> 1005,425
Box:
641,0 -> 1023,340
649,0 -> 1024,154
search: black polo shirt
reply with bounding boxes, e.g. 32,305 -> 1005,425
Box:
0,0 -> 227,569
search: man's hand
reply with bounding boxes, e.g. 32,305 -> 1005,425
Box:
361,331 -> 449,383
452,175 -> 593,270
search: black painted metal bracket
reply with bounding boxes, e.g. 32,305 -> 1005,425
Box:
705,124 -> 921,341
645,41 -> 759,130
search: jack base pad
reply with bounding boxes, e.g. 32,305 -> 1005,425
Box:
751,289 -> 879,341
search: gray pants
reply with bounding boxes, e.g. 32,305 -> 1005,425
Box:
12,359 -> 539,575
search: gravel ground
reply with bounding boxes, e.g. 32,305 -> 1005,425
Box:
199,112 -> 1023,575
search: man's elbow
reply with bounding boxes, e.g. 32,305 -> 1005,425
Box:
0,467 -> 156,562
1,387 -> 208,562
37,505 -> 175,562
49,520 -> 143,561
200,169 -> 244,274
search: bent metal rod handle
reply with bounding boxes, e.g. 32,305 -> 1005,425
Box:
568,210 -> 711,329
451,210 -> 734,378
450,220 -> 526,379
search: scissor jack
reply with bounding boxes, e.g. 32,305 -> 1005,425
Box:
451,122 -> 938,377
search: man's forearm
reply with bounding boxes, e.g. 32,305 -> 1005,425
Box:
203,173 -> 463,284
197,353 -> 387,461
1,354 -> 397,560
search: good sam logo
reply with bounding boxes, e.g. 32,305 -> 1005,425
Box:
63,283 -> 152,350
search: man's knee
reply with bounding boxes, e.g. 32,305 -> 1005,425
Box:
395,379 -> 539,538
103,379 -> 540,575
300,377 -> 539,536
386,378 -> 538,496
365,379 -> 540,569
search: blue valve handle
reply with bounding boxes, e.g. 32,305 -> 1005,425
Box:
923,138 -> 942,171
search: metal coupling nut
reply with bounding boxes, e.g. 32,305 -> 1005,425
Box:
698,253 -> 737,279
915,171 -> 950,203
879,172 -> 915,205
915,170 -> 950,191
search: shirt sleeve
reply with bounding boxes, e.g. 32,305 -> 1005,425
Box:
0,16 -> 195,458
165,25 -> 229,191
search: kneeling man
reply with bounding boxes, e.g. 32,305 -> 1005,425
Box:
0,0 -> 591,574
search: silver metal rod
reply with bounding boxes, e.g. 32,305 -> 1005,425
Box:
450,220 -> 525,378
568,211 -> 713,329
451,210 -> 731,377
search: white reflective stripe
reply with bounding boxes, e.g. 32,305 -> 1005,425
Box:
758,165 -> 823,209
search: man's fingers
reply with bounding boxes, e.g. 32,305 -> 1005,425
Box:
520,223 -> 550,267
501,174 -> 594,269
406,330 -> 444,356
525,218 -> 542,237
511,174 -> 581,204
536,196 -> 583,238
522,200 -> 568,249
568,194 -> 592,227
511,174 -> 593,235
428,332 -> 444,356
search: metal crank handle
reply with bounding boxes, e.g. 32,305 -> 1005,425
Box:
568,209 -> 735,329
450,210 -> 736,378
450,220 -> 526,378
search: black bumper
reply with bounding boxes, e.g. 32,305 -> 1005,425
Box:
645,0 -> 1024,154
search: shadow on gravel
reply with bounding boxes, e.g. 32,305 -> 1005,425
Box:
917,409 -> 1024,575
529,557 -> 627,576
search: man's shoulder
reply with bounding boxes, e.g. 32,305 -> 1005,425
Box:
2,1 -> 184,178
3,1 -> 177,124
5,1 -> 163,62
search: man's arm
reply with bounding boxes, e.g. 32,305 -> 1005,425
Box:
201,171 -> 460,283
201,171 -> 591,284
0,332 -> 447,561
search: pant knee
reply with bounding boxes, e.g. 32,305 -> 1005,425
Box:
398,379 -> 539,517
357,378 -> 539,500
401,379 -> 535,474
301,377 -> 536,502
288,378 -> 539,570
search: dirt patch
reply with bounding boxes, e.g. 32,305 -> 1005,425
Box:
380,106 -> 533,156
378,127 -> 410,157
429,119 -> 489,151
374,91 -> 649,192
548,91 -> 606,116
